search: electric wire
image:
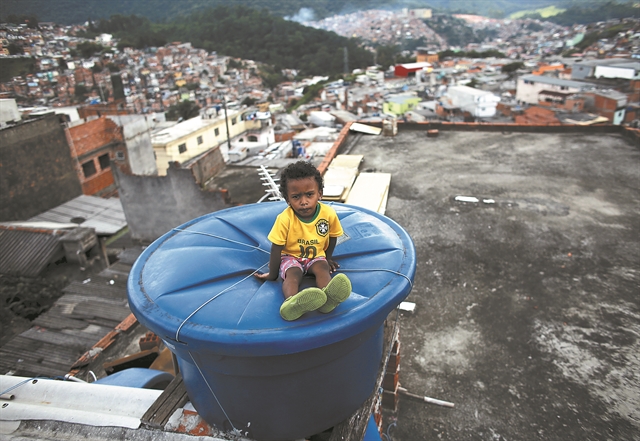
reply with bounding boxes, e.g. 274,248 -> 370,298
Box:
1,375 -> 83,396
188,351 -> 243,438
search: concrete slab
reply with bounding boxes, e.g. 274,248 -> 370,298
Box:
346,130 -> 640,441
194,127 -> 639,441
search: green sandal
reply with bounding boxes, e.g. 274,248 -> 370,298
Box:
280,287 -> 327,321
319,274 -> 352,313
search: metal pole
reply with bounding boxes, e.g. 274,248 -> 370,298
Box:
222,96 -> 232,151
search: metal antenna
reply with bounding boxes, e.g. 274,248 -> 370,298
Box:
258,165 -> 283,202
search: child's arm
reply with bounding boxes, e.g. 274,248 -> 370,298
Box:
325,236 -> 340,273
254,243 -> 283,281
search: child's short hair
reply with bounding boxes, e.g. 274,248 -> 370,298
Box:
279,161 -> 323,201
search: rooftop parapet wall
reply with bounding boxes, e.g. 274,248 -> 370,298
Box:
319,121 -> 639,182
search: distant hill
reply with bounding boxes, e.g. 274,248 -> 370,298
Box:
84,6 -> 374,78
1,0 -> 619,25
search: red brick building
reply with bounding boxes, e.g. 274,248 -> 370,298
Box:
538,90 -> 585,112
66,117 -> 127,197
514,106 -> 561,125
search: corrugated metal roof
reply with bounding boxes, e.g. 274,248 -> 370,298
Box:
28,195 -> 127,236
0,227 -> 65,277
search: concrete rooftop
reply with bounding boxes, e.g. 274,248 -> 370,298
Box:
218,127 -> 639,440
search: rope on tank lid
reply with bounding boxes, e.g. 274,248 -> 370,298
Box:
170,228 -> 413,341
167,227 -> 413,440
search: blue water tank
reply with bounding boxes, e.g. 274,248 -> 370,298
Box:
128,202 -> 415,441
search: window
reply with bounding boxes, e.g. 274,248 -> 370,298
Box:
115,151 -> 125,160
215,128 -> 220,136
197,135 -> 203,145
248,135 -> 258,142
232,117 -> 237,125
178,143 -> 187,154
98,153 -> 110,170
82,160 -> 97,178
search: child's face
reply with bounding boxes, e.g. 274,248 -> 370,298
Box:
286,177 -> 322,221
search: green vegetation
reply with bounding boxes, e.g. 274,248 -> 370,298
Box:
541,1 -> 638,25
1,0 -> 390,26
76,41 -> 106,58
91,6 -> 372,78
428,15 -> 497,48
562,20 -> 637,55
4,13 -> 39,27
374,45 -> 415,71
438,49 -> 506,59
5,0 -> 615,26
0,58 -> 36,83
166,100 -> 201,121
509,5 -> 566,19
501,61 -> 525,73
288,80 -> 327,111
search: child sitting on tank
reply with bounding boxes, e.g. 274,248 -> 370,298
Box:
254,160 -> 351,321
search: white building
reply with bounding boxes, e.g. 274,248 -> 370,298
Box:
516,75 -> 595,105
594,62 -> 640,80
0,99 -> 21,126
151,108 -> 268,175
444,85 -> 500,118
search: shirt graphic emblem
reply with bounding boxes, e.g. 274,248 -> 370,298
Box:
316,219 -> 329,237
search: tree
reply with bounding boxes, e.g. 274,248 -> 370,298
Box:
376,45 -> 400,71
166,100 -> 201,121
74,84 -> 89,102
7,43 -> 24,55
502,62 -> 524,74
77,41 -> 105,58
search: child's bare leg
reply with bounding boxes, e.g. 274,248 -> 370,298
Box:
282,267 -> 303,299
280,267 -> 326,321
311,261 -> 351,314
308,260 -> 332,289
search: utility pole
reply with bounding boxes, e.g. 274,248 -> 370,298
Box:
343,46 -> 349,75
222,96 -> 232,152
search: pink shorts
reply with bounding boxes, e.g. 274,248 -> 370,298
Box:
279,255 -> 327,280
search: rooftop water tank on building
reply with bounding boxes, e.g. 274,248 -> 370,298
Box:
128,202 -> 415,440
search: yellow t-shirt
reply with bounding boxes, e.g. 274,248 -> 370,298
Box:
268,203 -> 343,259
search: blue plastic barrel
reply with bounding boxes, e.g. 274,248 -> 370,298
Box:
128,202 -> 415,441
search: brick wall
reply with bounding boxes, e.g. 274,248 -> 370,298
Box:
69,117 -> 123,158
0,114 -> 82,221
68,117 -> 125,196
187,146 -> 225,186
514,106 -> 560,125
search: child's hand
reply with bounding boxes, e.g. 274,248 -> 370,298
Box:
327,259 -> 340,273
254,271 -> 276,281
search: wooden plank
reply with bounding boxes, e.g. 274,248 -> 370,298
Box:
62,281 -> 128,298
62,324 -> 115,338
21,327 -> 97,350
323,167 -> 358,202
344,173 -> 391,214
330,154 -> 363,169
71,301 -> 132,322
350,123 -> 382,135
141,373 -> 190,428
55,293 -> 129,307
0,359 -> 68,378
32,312 -> 88,330
0,347 -> 78,376
84,317 -> 124,330
2,337 -> 83,364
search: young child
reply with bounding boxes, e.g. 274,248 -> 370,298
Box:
255,160 -> 351,321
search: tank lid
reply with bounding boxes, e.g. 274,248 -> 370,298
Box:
128,202 -> 415,356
